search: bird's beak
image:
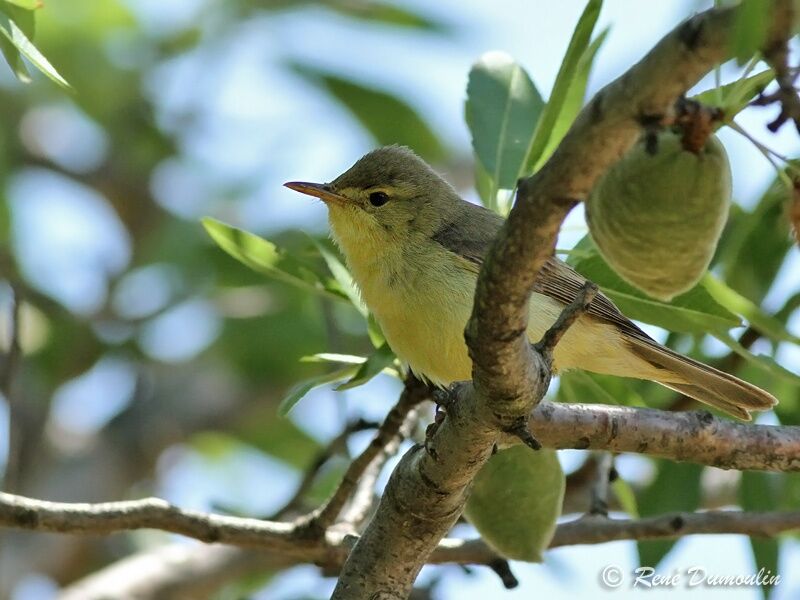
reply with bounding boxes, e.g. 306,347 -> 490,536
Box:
284,181 -> 349,207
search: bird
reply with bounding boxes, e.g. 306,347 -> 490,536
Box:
285,145 -> 777,420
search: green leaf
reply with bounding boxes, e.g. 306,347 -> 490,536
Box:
366,312 -> 386,348
0,0 -> 31,82
637,461 -> 702,567
308,237 -> 367,317
464,446 -> 565,562
568,236 -> 741,334
701,274 -> 800,345
713,331 -> 800,385
740,471 -> 781,599
278,365 -> 360,416
189,431 -> 241,461
716,174 -> 794,303
323,0 -> 449,33
335,342 -> 397,390
304,458 -> 348,506
0,32 -> 28,81
731,0 -> 772,65
693,68 -> 774,121
525,0 -> 603,172
1,1 -> 33,35
473,158 -> 494,208
202,218 -> 346,303
557,370 -> 649,408
465,51 -> 544,212
301,353 -> 367,365
0,3 -> 70,89
612,477 -> 639,518
3,0 -> 41,9
236,408 -> 321,469
290,64 -> 445,161
535,27 -> 609,170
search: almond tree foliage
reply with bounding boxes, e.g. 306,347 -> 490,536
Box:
0,1 -> 799,598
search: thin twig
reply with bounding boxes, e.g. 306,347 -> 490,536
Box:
338,405 -> 421,529
298,374 -> 432,534
588,453 -> 615,517
755,9 -> 800,133
1,286 -> 22,493
270,418 -> 378,520
487,559 -> 519,589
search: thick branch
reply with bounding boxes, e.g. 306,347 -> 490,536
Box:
331,384 -> 497,598
528,401 -> 800,472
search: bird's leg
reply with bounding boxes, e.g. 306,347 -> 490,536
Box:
532,281 -> 598,362
424,388 -> 452,461
499,281 -> 598,452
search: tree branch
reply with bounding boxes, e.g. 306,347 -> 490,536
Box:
59,544 -> 283,600
465,5 -> 743,401
270,418 -> 378,520
549,510 -> 800,547
0,492 -> 303,551
753,1 -> 800,133
528,401 -> 800,471
4,489 -> 800,598
587,453 -> 615,517
12,389 -> 792,595
297,375 -> 431,534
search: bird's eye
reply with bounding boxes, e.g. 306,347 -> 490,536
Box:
369,191 -> 389,207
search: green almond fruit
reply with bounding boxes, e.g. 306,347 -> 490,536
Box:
464,445 -> 565,562
586,131 -> 732,301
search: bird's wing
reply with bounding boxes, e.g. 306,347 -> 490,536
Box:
430,203 -> 652,342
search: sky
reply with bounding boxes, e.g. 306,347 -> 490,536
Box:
5,0 -> 800,598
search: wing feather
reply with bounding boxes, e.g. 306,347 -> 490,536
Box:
430,202 -> 651,342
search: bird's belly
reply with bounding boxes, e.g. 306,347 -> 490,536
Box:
354,248 -> 644,385
373,281 -> 638,386
372,278 -> 476,386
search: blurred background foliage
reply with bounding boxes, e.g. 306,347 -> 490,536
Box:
0,0 -> 798,599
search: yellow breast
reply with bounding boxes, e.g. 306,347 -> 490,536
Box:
328,206 -> 655,386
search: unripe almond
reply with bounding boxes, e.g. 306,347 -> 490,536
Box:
586,131 -> 732,301
464,445 -> 564,562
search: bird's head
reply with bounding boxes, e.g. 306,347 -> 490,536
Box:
285,146 -> 460,261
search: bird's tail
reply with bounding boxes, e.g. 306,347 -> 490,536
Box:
625,337 -> 778,421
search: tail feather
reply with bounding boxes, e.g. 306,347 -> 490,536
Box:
659,382 -> 752,420
625,337 -> 778,421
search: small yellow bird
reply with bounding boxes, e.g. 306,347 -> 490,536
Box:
286,145 -> 777,420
